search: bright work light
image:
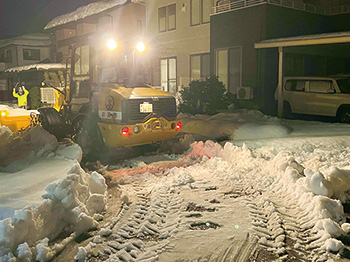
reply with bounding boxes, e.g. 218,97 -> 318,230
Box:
107,39 -> 118,50
0,110 -> 8,117
136,41 -> 146,53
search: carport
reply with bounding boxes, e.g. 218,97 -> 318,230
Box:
254,32 -> 350,118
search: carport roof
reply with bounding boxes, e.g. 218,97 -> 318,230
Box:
255,31 -> 350,49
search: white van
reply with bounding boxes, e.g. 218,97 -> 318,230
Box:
279,76 -> 350,122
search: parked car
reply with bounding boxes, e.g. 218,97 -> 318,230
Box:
277,76 -> 350,123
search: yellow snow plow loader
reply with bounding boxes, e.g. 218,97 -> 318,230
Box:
36,39 -> 181,161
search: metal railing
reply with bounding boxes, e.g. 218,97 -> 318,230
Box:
212,0 -> 350,16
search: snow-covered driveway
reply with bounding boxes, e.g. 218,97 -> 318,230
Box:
3,110 -> 350,261
75,131 -> 350,261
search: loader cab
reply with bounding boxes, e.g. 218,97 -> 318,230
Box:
69,44 -> 93,114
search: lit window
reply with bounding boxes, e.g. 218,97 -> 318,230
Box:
161,57 -> 177,94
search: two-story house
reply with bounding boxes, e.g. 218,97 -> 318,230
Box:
143,0 -> 213,93
44,0 -> 215,95
0,33 -> 54,101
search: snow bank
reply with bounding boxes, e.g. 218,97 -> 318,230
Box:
186,139 -> 350,255
180,110 -> 290,141
0,165 -> 107,261
0,126 -> 12,146
0,126 -> 82,172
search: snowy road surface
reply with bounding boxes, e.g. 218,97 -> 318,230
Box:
3,110 -> 350,261
73,133 -> 350,261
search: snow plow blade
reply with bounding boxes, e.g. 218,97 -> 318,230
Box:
0,110 -> 32,132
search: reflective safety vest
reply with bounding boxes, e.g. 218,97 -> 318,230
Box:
13,88 -> 29,107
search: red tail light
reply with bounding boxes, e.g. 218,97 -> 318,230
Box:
175,122 -> 182,131
121,127 -> 131,136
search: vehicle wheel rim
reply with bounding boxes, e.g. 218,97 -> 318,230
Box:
341,112 -> 350,123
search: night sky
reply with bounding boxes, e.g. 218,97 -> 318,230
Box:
0,0 -> 97,39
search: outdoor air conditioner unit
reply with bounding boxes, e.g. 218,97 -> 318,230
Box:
237,87 -> 253,100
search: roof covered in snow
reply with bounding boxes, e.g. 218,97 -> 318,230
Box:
45,0 -> 128,30
0,33 -> 52,49
5,63 -> 66,73
255,31 -> 350,49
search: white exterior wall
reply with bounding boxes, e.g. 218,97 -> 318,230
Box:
16,46 -> 50,67
145,0 -> 211,91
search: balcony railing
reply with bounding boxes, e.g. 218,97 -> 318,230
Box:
212,0 -> 350,16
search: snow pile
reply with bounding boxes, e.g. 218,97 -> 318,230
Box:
0,126 -> 82,172
187,140 -> 350,255
0,126 -> 12,146
0,165 -> 107,261
180,110 -> 290,141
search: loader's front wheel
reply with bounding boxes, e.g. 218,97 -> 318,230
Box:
73,116 -> 107,162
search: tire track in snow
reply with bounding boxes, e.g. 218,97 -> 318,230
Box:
80,173 -> 183,262
243,165 -> 328,261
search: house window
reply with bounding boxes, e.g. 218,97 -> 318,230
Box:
216,46 -> 242,93
191,0 -> 211,26
168,4 -> 176,31
190,53 -> 210,80
158,7 -> 166,32
161,57 -> 177,94
23,49 -> 40,60
0,50 -> 12,63
158,4 -> 176,32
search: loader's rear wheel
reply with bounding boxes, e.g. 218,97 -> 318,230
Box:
73,117 -> 107,162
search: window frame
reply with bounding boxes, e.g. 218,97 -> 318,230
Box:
215,46 -> 242,93
160,57 -> 177,93
23,48 -> 40,61
167,4 -> 176,31
158,6 -> 167,33
190,53 -> 210,80
191,0 -> 212,26
158,4 -> 176,33
0,50 -> 12,63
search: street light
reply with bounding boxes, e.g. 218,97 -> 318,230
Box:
136,41 -> 146,53
107,39 -> 118,51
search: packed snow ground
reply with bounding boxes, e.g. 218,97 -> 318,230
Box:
2,109 -> 350,261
